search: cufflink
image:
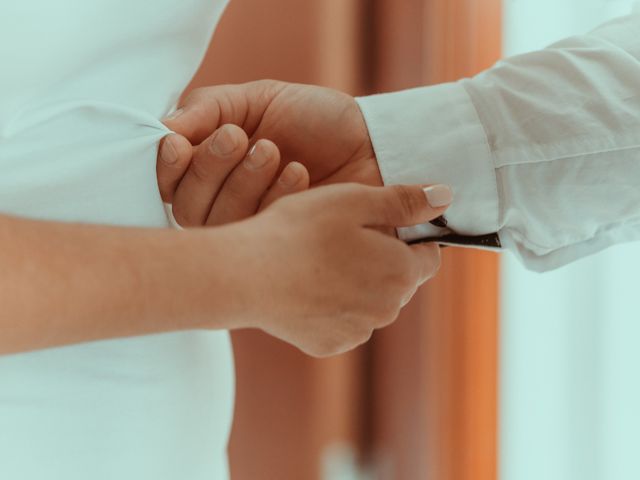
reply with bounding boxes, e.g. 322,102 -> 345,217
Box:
430,215 -> 448,228
407,232 -> 502,250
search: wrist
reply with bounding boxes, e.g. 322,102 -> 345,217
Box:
173,225 -> 262,332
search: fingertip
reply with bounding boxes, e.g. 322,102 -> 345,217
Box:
253,138 -> 281,162
157,134 -> 193,203
209,124 -> 249,156
244,139 -> 281,172
171,133 -> 193,160
159,133 -> 192,167
259,162 -> 310,211
220,122 -> 247,139
279,161 -> 309,189
295,163 -> 311,189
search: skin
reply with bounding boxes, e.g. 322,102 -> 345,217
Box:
157,123 -> 311,226
157,80 -> 384,227
0,183 -> 447,358
215,183 -> 447,357
1,80 -> 450,358
151,80 -> 456,356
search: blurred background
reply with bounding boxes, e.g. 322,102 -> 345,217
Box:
183,1 -> 640,479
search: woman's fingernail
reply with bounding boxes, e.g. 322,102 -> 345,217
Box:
163,108 -> 183,121
423,185 -> 453,208
210,127 -> 237,156
279,163 -> 302,187
244,144 -> 270,170
161,135 -> 179,165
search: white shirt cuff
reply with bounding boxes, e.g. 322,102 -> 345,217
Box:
356,82 -> 500,244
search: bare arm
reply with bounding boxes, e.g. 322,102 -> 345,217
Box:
1,124 -> 300,356
0,213 -> 238,355
0,183 -> 449,359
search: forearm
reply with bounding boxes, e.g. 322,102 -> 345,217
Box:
0,214 -> 239,355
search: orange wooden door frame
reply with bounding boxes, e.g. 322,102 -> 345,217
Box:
369,1 -> 501,479
425,3 -> 502,479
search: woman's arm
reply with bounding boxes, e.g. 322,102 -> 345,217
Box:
1,123 -> 305,355
0,212 -> 236,355
0,183 -> 449,358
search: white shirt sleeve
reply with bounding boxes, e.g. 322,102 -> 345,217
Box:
356,8 -> 640,272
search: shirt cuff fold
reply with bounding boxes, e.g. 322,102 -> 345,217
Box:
356,82 -> 500,246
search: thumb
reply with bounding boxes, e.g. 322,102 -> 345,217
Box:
363,184 -> 453,228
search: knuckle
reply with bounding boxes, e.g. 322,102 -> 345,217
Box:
379,301 -> 401,325
357,328 -> 374,347
308,316 -> 374,357
349,320 -> 375,349
308,336 -> 344,358
306,346 -> 329,359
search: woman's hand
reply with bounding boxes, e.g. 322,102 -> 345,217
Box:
211,182 -> 452,357
157,123 -> 309,227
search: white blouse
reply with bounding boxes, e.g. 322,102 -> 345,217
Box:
0,1 -> 235,479
357,4 -> 640,271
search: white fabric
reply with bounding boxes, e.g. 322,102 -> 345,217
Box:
357,4 -> 640,271
0,1 -> 235,479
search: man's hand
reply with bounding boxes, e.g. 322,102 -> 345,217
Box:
157,122 -> 309,227
157,80 -> 382,226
